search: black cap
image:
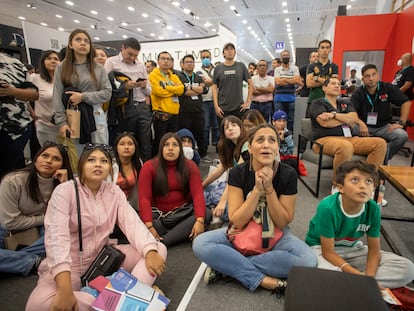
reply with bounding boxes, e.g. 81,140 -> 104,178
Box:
223,42 -> 236,51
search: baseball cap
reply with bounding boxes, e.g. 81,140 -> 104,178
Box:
223,42 -> 235,50
272,110 -> 288,121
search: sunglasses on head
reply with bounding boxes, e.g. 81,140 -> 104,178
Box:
84,142 -> 113,153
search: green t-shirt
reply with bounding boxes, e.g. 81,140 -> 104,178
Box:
305,193 -> 381,247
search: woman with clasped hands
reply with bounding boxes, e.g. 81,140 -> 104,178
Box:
26,144 -> 166,311
193,124 -> 317,293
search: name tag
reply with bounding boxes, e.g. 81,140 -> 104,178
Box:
172,96 -> 179,103
191,96 -> 199,100
342,125 -> 352,137
367,112 -> 378,125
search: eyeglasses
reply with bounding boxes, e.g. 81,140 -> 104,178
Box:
84,142 -> 113,153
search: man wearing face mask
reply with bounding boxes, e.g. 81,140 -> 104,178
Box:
196,49 -> 219,157
274,49 -> 301,131
392,53 -> 414,101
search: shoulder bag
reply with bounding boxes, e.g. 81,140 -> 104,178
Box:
73,179 -> 125,286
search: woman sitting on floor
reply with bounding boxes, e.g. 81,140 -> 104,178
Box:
26,144 -> 166,311
139,132 -> 211,247
0,141 -> 72,276
193,124 -> 317,292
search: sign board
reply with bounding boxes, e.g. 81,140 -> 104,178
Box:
275,41 -> 285,52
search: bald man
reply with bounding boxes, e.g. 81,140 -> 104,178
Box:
393,52 -> 414,100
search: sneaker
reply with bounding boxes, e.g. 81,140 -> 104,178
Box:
271,279 -> 287,298
203,266 -> 223,285
201,155 -> 213,162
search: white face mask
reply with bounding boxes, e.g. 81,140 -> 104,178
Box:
182,146 -> 194,160
397,59 -> 403,67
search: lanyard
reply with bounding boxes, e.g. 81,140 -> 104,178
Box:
160,70 -> 172,84
183,72 -> 194,85
365,82 -> 379,109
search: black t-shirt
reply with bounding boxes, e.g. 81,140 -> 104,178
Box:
351,82 -> 409,128
299,64 -> 310,97
394,66 -> 414,100
228,162 -> 297,199
307,60 -> 338,104
178,71 -> 205,113
310,98 -> 356,140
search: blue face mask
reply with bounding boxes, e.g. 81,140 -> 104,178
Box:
201,58 -> 211,67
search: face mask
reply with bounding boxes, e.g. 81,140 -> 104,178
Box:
182,146 -> 194,160
201,58 -> 211,67
397,59 -> 403,67
282,57 -> 290,65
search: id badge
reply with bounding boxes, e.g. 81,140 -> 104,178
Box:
367,112 -> 378,125
342,125 -> 352,137
172,96 -> 179,103
191,95 -> 199,100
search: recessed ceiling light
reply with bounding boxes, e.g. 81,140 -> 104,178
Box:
107,16 -> 114,21
177,30 -> 183,34
154,19 -> 160,23
142,13 -> 149,18
230,5 -> 236,10
56,14 -> 62,18
122,35 -> 127,39
247,26 -> 252,30
286,24 -> 291,28
91,10 -> 97,15
159,36 -> 164,39
285,18 -> 290,22
74,19 -> 80,23
347,4 -> 352,9
27,3 -> 36,9
183,8 -> 191,14
282,2 -> 287,7
128,7 -> 135,11
166,25 -> 173,30
283,9 -> 288,13
40,22 -> 47,26
150,33 -> 155,36
18,16 -> 26,20
90,25 -> 95,29
58,27 -> 64,31
121,22 -> 128,26
107,30 -> 113,34
65,1 -> 74,6
185,34 -> 189,38
94,36 -> 100,40
204,22 -> 211,27
137,27 -> 142,31
212,28 -> 216,32
171,1 -> 179,6
242,20 -> 247,24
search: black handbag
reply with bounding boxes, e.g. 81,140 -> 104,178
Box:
73,179 -> 125,286
152,203 -> 194,229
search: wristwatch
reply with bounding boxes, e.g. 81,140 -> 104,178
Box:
398,119 -> 406,126
332,111 -> 337,119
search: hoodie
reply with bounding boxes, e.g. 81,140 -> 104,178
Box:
177,128 -> 201,165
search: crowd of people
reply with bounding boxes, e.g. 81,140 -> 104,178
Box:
0,27 -> 414,309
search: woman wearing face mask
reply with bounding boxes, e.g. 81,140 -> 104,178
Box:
139,132 -> 210,247
30,50 -> 61,145
0,141 -> 72,276
274,49 -> 301,132
26,144 -> 166,311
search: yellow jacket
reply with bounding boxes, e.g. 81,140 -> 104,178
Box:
149,68 -> 184,115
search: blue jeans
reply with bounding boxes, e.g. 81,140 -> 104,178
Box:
250,101 -> 273,123
193,227 -> 317,291
0,226 -> 45,276
274,101 -> 295,131
203,101 -> 220,148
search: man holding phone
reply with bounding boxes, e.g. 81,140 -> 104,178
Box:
105,37 -> 152,161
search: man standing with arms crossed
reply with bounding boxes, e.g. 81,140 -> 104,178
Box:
105,38 -> 152,161
251,60 -> 275,123
212,43 -> 253,125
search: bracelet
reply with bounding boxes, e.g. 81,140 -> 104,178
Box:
265,188 -> 274,195
196,219 -> 205,225
340,262 -> 349,270
147,225 -> 154,230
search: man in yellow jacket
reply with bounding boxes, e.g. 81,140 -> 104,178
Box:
149,51 -> 184,155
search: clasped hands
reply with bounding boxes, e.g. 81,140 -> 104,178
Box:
255,166 -> 274,195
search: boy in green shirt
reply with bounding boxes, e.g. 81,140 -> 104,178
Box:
306,160 -> 414,288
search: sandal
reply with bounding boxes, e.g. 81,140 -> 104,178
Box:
271,279 -> 287,298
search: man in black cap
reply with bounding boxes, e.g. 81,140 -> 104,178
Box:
212,43 -> 253,124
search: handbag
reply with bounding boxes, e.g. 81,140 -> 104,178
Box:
73,179 -> 125,286
4,227 -> 40,251
66,104 -> 81,139
152,203 -> 194,229
227,218 -> 283,256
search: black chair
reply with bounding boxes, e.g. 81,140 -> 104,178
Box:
284,267 -> 388,311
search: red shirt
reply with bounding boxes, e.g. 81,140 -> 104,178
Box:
138,158 -> 206,222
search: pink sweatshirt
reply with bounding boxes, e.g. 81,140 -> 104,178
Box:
43,178 -> 159,279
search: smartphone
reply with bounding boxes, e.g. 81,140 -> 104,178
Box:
66,129 -> 71,138
136,78 -> 146,82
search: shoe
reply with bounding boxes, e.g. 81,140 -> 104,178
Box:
201,155 -> 213,162
271,279 -> 287,298
380,199 -> 388,207
331,185 -> 339,195
203,266 -> 224,285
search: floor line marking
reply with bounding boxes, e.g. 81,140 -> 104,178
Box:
176,262 -> 208,311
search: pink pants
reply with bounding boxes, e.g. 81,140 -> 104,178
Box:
313,136 -> 387,183
25,242 -> 167,311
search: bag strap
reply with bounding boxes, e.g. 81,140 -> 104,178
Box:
74,179 -> 83,252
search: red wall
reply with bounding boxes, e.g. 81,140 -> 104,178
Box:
333,7 -> 414,137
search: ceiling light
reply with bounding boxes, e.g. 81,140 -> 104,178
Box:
230,5 -> 236,10
167,25 -> 173,30
107,16 -> 114,21
178,30 -> 183,34
90,10 -> 97,15
224,0 -> 230,2
183,8 -> 191,14
65,1 -> 74,6
121,22 -> 128,26
58,27 -> 64,31
27,3 -> 36,9
289,40 -> 293,44
56,14 -> 62,18
204,22 -> 211,27
128,7 -> 135,11
242,20 -> 247,24
286,24 -> 291,28
212,28 -> 216,32
247,26 -> 252,30
154,19 -> 160,23
137,27 -> 142,31
283,9 -> 288,13
171,1 -> 179,6
282,2 -> 287,6
94,37 -> 100,40
347,5 -> 352,9
18,16 -> 26,20
142,13 -> 149,18
287,28 -> 292,33
40,22 -> 47,26
74,19 -> 80,23
107,30 -> 113,34
185,34 -> 189,38
122,35 -> 127,39
90,25 -> 95,29
150,33 -> 155,36
159,36 -> 164,39
285,18 -> 290,22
